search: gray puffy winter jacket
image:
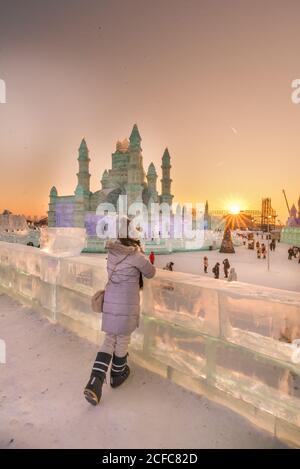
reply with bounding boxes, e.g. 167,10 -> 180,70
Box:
102,240 -> 156,335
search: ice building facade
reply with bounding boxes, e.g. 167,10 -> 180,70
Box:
48,124 -> 219,253
0,211 -> 39,246
48,124 -> 173,235
281,197 -> 300,247
286,198 -> 300,228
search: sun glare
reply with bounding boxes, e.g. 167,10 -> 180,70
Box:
229,205 -> 241,215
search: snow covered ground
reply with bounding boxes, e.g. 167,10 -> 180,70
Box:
0,294 -> 287,449
81,232 -> 300,292
81,236 -> 299,292
154,238 -> 300,293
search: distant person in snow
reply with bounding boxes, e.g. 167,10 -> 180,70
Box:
257,246 -> 261,259
164,262 -> 174,271
212,262 -> 220,279
149,251 -> 155,265
223,258 -> 230,278
228,267 -> 237,282
203,256 -> 208,274
288,247 -> 294,260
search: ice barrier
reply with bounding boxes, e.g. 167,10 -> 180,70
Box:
281,227 -> 300,247
0,240 -> 299,446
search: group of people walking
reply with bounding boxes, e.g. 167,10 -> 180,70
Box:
149,251 -> 237,281
245,233 -> 275,259
254,239 -> 276,259
256,240 -> 267,259
203,256 -> 237,282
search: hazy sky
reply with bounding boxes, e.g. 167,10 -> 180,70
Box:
0,0 -> 300,220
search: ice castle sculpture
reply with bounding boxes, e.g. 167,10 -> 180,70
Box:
0,210 -> 40,246
48,124 -> 173,231
48,124 -> 219,253
0,210 -> 28,232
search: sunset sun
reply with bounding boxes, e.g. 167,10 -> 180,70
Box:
229,205 -> 241,215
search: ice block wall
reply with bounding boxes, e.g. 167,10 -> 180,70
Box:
281,227 -> 300,247
0,240 -> 299,446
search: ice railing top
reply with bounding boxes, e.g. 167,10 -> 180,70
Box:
0,241 -> 300,368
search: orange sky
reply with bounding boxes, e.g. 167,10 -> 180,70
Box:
0,0 -> 299,222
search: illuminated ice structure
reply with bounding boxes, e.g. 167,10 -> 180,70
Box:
48,125 -> 174,235
282,197 -> 300,247
0,239 -> 299,445
281,226 -> 300,248
0,211 -> 39,246
47,125 -> 221,254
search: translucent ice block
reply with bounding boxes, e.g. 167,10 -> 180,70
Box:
217,284 -> 300,365
213,340 -> 300,426
58,255 -> 107,297
142,271 -> 219,336
142,316 -> 208,379
40,227 -> 87,257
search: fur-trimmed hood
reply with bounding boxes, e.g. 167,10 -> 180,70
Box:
105,239 -> 138,256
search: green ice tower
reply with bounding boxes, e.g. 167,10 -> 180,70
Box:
147,162 -> 158,202
126,124 -> 145,207
76,138 -> 91,193
74,138 -> 91,227
101,169 -> 110,190
160,148 -> 173,206
48,186 -> 58,227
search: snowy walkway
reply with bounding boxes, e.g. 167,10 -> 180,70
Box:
0,293 -> 287,449
154,239 -> 300,293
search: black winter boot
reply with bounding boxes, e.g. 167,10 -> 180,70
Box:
84,352 -> 112,406
110,353 -> 130,388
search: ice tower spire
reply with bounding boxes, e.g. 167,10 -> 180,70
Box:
160,148 -> 173,206
76,138 -> 91,194
147,163 -> 158,202
129,124 -> 142,150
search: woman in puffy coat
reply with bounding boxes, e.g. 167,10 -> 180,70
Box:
84,236 -> 156,406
